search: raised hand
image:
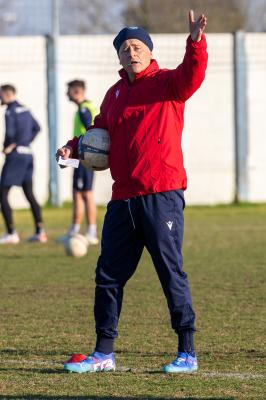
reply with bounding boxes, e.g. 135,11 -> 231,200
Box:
189,10 -> 207,42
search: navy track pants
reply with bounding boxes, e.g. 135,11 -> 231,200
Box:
94,190 -> 195,340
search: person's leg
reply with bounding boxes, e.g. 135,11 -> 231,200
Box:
69,165 -> 86,236
81,168 -> 98,243
22,181 -> 43,232
0,157 -> 17,235
83,190 -> 97,225
0,185 -> 20,244
22,181 -> 47,242
94,198 -> 144,354
141,190 -> 196,355
0,185 -> 14,233
64,198 -> 144,373
70,189 -> 84,234
83,190 -> 98,243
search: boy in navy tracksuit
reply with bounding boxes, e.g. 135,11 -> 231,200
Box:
0,84 -> 47,243
59,10 -> 208,373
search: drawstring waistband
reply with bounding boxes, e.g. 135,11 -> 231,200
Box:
125,199 -> 136,229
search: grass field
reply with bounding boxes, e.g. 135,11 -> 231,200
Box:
0,203 -> 265,400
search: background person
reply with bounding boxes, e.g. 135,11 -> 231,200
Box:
58,10 -> 208,374
63,79 -> 98,245
0,84 -> 47,244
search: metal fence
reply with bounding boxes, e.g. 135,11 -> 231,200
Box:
0,32 -> 266,207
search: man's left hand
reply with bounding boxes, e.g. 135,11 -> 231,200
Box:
3,143 -> 16,155
189,10 -> 207,42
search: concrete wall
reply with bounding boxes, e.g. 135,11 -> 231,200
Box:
0,33 -> 265,208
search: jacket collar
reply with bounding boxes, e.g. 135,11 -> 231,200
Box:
119,59 -> 159,83
7,100 -> 19,109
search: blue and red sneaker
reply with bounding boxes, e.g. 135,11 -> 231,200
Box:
64,352 -> 116,373
163,352 -> 198,373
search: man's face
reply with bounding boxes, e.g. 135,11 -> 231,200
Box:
0,89 -> 14,105
118,39 -> 152,81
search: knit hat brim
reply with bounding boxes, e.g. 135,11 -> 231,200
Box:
113,27 -> 153,54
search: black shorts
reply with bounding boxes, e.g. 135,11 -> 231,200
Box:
73,163 -> 94,191
0,153 -> 33,187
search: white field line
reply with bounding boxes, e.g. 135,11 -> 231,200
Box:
0,359 -> 265,379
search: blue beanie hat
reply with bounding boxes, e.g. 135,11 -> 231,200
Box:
113,27 -> 153,54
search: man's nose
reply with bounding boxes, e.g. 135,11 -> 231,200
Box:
128,47 -> 136,56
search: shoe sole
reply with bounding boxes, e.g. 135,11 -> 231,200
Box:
163,367 -> 198,374
64,365 -> 115,373
87,240 -> 99,245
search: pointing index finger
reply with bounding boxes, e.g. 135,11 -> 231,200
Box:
189,9 -> 194,23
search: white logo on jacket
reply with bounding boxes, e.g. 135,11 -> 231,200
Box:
115,89 -> 120,99
15,106 -> 28,114
166,221 -> 173,230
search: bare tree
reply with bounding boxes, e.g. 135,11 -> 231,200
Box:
123,0 -> 245,33
0,0 -> 52,35
60,0 -> 125,34
0,0 -> 17,35
1,0 -> 264,35
0,0 -> 126,36
236,0 -> 266,32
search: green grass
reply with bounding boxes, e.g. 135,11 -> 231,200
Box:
0,204 -> 265,399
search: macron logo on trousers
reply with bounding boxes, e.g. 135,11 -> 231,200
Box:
166,221 -> 173,230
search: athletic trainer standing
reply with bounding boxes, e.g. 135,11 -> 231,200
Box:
0,84 -> 47,243
58,10 -> 208,373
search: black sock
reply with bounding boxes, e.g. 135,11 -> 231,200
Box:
7,226 -> 15,235
36,226 -> 43,235
178,330 -> 195,355
95,336 -> 114,354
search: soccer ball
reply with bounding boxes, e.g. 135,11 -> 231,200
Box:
64,234 -> 88,258
78,128 -> 110,171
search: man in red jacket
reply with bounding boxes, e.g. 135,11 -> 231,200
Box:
59,10 -> 208,374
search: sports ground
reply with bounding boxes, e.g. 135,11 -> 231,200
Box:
0,203 -> 265,399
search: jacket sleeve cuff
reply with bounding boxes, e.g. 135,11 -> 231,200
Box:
66,136 -> 79,159
187,33 -> 207,48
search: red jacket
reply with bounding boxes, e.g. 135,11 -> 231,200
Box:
67,35 -> 208,200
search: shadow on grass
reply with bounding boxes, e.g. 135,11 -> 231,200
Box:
1,368 -> 185,376
0,397 -> 235,400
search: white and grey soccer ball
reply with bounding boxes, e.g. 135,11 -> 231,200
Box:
64,234 -> 89,258
78,128 -> 110,171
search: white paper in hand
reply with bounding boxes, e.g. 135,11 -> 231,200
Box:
58,156 -> 80,168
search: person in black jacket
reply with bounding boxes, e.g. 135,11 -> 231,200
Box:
0,84 -> 47,244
